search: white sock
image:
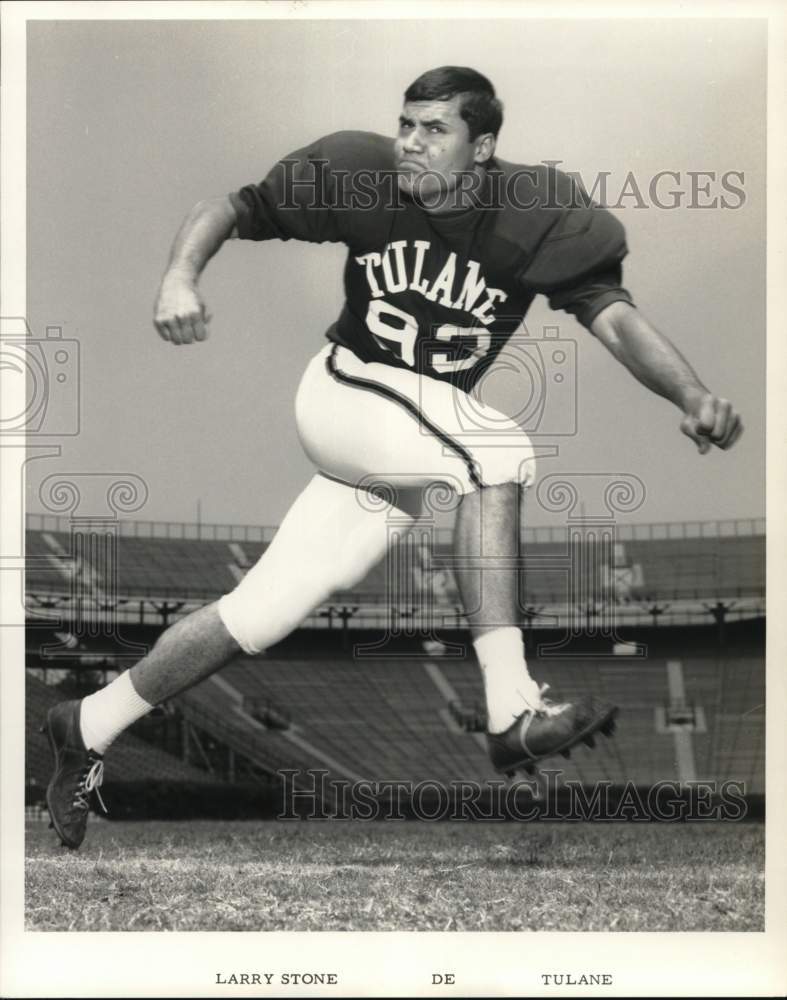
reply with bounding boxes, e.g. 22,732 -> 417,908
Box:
474,626 -> 543,734
79,670 -> 154,754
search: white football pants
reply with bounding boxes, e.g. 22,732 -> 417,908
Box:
218,343 -> 536,654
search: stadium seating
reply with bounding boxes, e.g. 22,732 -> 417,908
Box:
24,646 -> 765,805
172,651 -> 764,793
24,529 -> 269,598
24,525 -> 765,604
687,655 -> 765,794
23,518 -> 766,810
177,672 -> 326,783
624,536 -> 765,599
218,657 -> 493,784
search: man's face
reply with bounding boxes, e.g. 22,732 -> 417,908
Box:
395,96 -> 488,205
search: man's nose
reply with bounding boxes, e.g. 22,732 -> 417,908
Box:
402,128 -> 424,152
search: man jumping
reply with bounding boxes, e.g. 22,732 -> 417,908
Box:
43,67 -> 742,849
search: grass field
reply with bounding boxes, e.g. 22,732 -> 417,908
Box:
25,818 -> 764,932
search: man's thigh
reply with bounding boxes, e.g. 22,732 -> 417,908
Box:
295,344 -> 537,497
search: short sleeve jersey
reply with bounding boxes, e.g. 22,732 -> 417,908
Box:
230,131 -> 633,390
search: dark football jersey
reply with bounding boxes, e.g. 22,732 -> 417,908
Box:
230,131 -> 633,389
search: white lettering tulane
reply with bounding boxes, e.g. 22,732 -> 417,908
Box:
354,241 -> 507,323
381,241 -> 408,293
409,240 -> 431,295
355,251 -> 384,298
425,253 -> 457,305
453,260 -> 487,313
473,287 -> 508,326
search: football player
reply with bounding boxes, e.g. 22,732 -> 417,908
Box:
43,67 -> 742,848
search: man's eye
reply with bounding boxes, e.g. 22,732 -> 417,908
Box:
430,126 -> 444,134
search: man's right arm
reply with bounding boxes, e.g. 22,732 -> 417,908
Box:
153,132 -> 381,345
154,196 -> 238,345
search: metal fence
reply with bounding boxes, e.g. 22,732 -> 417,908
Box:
25,512 -> 765,544
25,513 -> 278,543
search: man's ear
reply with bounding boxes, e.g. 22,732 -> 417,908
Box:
474,133 -> 496,165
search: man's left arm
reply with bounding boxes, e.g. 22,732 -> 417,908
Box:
590,300 -> 743,454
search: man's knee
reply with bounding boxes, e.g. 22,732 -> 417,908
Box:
471,443 -> 537,492
217,590 -> 266,656
216,546 -> 371,655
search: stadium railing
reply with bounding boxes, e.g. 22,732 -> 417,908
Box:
24,514 -> 765,631
25,512 -> 765,543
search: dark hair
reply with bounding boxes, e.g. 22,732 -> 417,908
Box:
404,66 -> 503,140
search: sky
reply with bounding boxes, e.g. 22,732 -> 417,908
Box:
23,16 -> 766,530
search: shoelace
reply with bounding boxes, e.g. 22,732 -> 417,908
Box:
534,683 -> 570,718
73,758 -> 107,814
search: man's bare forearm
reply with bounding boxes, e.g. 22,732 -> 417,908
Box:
164,196 -> 238,284
154,197 -> 238,344
590,300 -> 742,452
590,301 -> 708,412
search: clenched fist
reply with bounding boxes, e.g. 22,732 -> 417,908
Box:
154,273 -> 210,345
680,392 -> 743,454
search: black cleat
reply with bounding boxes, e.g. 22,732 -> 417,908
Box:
42,700 -> 106,850
486,689 -> 619,776
600,716 -> 617,737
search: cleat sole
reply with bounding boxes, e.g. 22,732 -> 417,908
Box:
490,704 -> 620,775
